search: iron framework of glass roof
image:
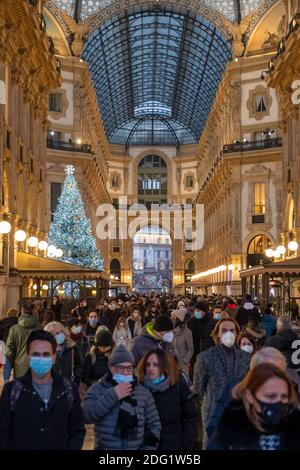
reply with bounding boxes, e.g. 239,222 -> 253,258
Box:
54,1 -> 263,22
83,5 -> 232,146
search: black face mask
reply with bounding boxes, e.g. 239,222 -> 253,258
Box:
256,399 -> 290,428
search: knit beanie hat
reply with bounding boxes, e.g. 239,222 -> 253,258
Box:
153,314 -> 174,332
171,309 -> 187,323
96,329 -> 113,347
108,344 -> 135,366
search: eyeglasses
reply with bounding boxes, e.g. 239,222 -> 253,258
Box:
115,366 -> 134,373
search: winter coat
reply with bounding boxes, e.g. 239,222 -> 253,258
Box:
70,332 -> 89,364
82,373 -> 161,450
224,304 -> 239,320
265,327 -> 298,368
126,316 -> 143,338
50,301 -> 63,322
84,322 -> 99,342
260,313 -> 277,337
0,369 -> 85,450
143,375 -> 197,450
207,399 -> 300,450
187,313 -> 215,364
173,324 -> 194,375
54,337 -> 82,384
113,325 -> 132,347
81,350 -> 110,387
0,316 -> 18,343
193,344 -> 250,447
206,377 -> 243,439
5,314 -> 41,378
236,302 -> 260,327
131,323 -> 175,365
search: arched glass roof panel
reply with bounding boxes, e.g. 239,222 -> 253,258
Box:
54,1 -> 266,21
83,5 -> 232,146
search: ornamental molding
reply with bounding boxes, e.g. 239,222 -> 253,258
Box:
45,0 -> 73,36
85,0 -> 234,40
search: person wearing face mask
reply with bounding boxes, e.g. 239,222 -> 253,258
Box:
238,332 -> 256,355
113,316 -> 132,347
131,314 -> 175,366
260,303 -> 277,338
101,299 -> 124,333
67,318 -> 89,364
0,330 -> 85,450
193,318 -> 250,448
44,321 -> 82,385
144,304 -> 160,325
171,309 -> 194,376
206,347 -> 288,440
187,301 -> 215,374
126,306 -> 143,338
84,309 -> 100,345
207,363 -> 300,450
71,299 -> 88,324
212,305 -> 228,322
80,330 -> 114,399
137,349 -> 197,450
82,344 -> 161,450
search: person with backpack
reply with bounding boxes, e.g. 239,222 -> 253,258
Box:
0,330 -> 85,450
5,301 -> 41,379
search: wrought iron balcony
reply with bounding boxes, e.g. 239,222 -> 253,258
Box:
47,139 -> 92,154
223,137 -> 282,154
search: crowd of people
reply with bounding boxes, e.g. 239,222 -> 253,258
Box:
0,291 -> 300,450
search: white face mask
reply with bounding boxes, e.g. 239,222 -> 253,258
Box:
221,331 -> 236,348
162,331 -> 174,343
241,344 -> 254,354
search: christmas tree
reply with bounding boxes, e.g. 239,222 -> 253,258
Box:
48,165 -> 103,270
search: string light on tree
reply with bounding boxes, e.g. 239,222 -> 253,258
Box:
47,165 -> 103,270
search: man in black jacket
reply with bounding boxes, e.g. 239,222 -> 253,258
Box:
0,330 -> 85,450
187,302 -> 215,372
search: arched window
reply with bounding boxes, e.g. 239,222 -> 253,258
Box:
185,258 -> 195,282
288,197 -> 296,232
247,234 -> 272,267
110,259 -> 121,280
138,155 -> 167,209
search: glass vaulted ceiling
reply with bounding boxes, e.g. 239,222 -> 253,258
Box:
55,1 -> 264,22
83,5 -> 232,146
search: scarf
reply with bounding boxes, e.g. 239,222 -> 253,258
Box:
70,332 -> 84,342
107,372 -> 138,439
143,376 -> 170,393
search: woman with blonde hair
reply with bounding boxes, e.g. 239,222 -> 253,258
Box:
112,316 -> 132,347
208,363 -> 300,450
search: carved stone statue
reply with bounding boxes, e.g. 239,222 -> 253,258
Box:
146,246 -> 155,267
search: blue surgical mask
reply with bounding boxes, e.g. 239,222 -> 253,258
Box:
55,332 -> 65,345
214,313 -> 222,321
195,311 -> 205,319
72,326 -> 82,335
151,374 -> 166,384
113,373 -> 133,384
29,357 -> 53,378
89,318 -> 98,327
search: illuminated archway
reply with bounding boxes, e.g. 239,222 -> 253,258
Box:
132,225 -> 172,293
